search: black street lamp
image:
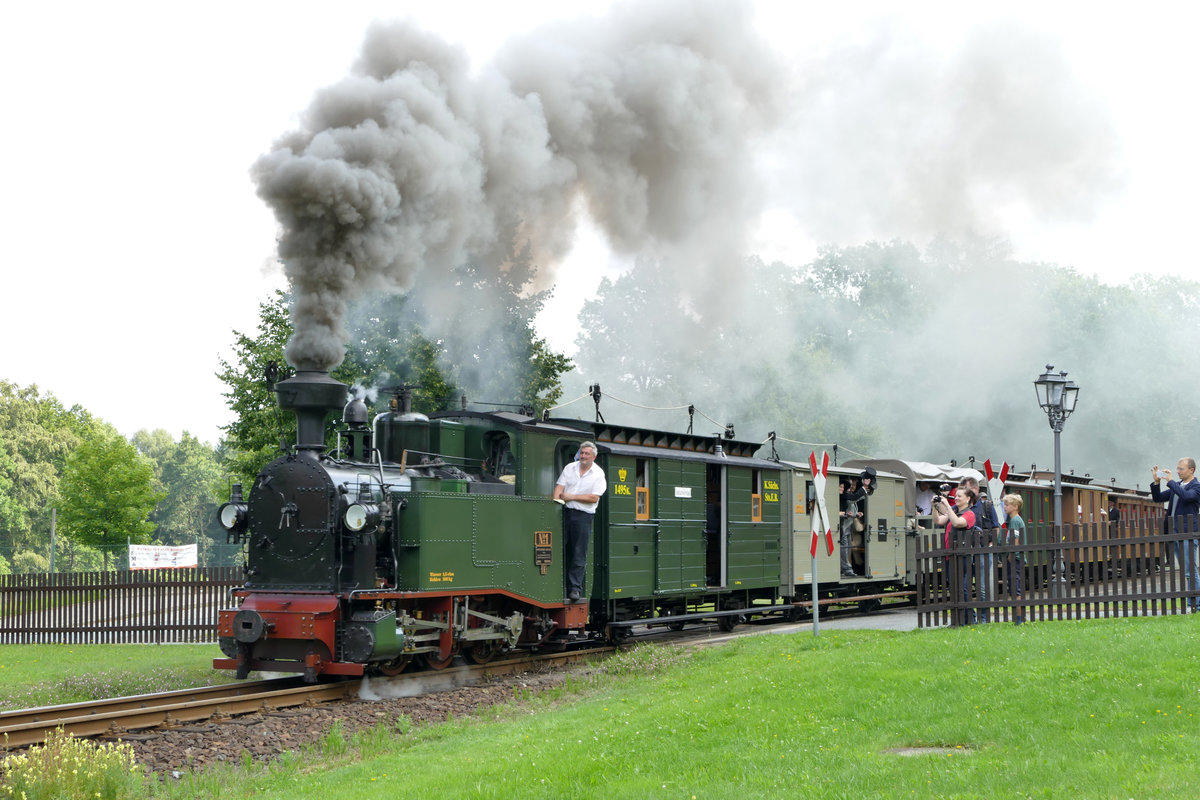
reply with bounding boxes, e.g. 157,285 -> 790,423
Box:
1034,365 -> 1080,597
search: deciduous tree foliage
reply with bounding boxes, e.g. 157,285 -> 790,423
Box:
215,289 -> 296,491
58,431 -> 164,570
570,242 -> 1200,485
0,381 -> 98,567
132,429 -> 226,564
219,266 -> 572,487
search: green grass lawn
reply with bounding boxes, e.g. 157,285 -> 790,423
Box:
0,643 -> 237,710
153,617 -> 1200,799
7,617 -> 1200,799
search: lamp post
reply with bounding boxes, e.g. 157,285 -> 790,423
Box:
1033,365 -> 1080,598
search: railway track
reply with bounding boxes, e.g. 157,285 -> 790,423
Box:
2,595 -> 913,751
0,646 -> 609,750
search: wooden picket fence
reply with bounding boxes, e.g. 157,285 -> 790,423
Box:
916,515 -> 1200,627
0,567 -> 244,644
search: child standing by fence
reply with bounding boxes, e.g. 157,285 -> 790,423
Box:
1001,494 -> 1026,624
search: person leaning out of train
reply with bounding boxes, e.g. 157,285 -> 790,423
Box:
915,481 -> 934,515
999,494 -> 1026,625
858,467 -> 877,497
838,478 -> 859,577
1150,458 -> 1200,612
1100,496 -> 1120,529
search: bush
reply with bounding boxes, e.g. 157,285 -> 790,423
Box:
0,728 -> 145,799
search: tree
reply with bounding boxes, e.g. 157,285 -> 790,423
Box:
426,262 -> 572,415
133,429 -> 226,564
58,431 -> 164,570
219,267 -> 572,485
215,289 -> 297,490
0,381 -> 96,567
335,291 -> 462,414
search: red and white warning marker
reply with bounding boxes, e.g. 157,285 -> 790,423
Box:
809,451 -> 834,558
983,459 -> 1010,526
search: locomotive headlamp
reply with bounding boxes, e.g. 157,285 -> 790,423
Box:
218,484 -> 249,532
219,502 -> 247,530
344,502 -> 380,533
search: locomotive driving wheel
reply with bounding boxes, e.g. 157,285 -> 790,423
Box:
377,655 -> 412,676
420,650 -> 458,670
464,641 -> 502,664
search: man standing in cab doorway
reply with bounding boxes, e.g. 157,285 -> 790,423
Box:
554,441 -> 607,602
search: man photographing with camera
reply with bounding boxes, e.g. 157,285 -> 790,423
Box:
1151,458 -> 1200,612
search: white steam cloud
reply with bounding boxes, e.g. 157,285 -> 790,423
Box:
774,21 -> 1123,242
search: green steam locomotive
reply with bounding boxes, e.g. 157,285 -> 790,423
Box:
214,370 -> 915,681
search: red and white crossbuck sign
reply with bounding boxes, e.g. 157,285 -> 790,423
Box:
983,459 -> 1010,527
809,451 -> 834,557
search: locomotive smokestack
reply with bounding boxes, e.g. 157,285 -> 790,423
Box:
274,370 -> 348,456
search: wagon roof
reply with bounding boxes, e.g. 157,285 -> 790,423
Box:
841,458 -> 984,485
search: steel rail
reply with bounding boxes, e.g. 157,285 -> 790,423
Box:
1,647 -> 611,750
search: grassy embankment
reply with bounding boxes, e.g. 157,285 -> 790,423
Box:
6,618 -> 1200,798
0,644 -> 237,710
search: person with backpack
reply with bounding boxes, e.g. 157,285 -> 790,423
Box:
935,485 -> 980,624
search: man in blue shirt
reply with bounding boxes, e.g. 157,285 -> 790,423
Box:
1151,457 -> 1200,612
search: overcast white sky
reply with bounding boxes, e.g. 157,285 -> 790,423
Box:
3,1 -> 1198,446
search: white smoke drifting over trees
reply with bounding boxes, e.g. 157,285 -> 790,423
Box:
568,244 -> 1195,489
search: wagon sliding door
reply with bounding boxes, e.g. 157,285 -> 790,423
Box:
655,459 -> 707,593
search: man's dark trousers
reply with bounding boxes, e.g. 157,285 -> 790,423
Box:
564,507 -> 594,598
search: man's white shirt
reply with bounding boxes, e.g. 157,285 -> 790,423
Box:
556,461 -> 607,513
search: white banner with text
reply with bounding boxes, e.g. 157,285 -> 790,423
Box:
129,543 -> 198,570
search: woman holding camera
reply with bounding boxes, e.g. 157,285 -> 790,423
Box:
935,486 -> 980,623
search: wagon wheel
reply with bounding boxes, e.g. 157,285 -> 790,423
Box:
857,598 -> 882,614
420,650 -> 458,670
717,612 -> 745,633
463,641 -> 502,665
666,621 -> 686,632
609,625 -> 633,644
377,655 -> 413,676
783,605 -> 808,622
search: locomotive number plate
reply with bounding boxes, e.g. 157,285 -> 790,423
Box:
534,530 -> 552,574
